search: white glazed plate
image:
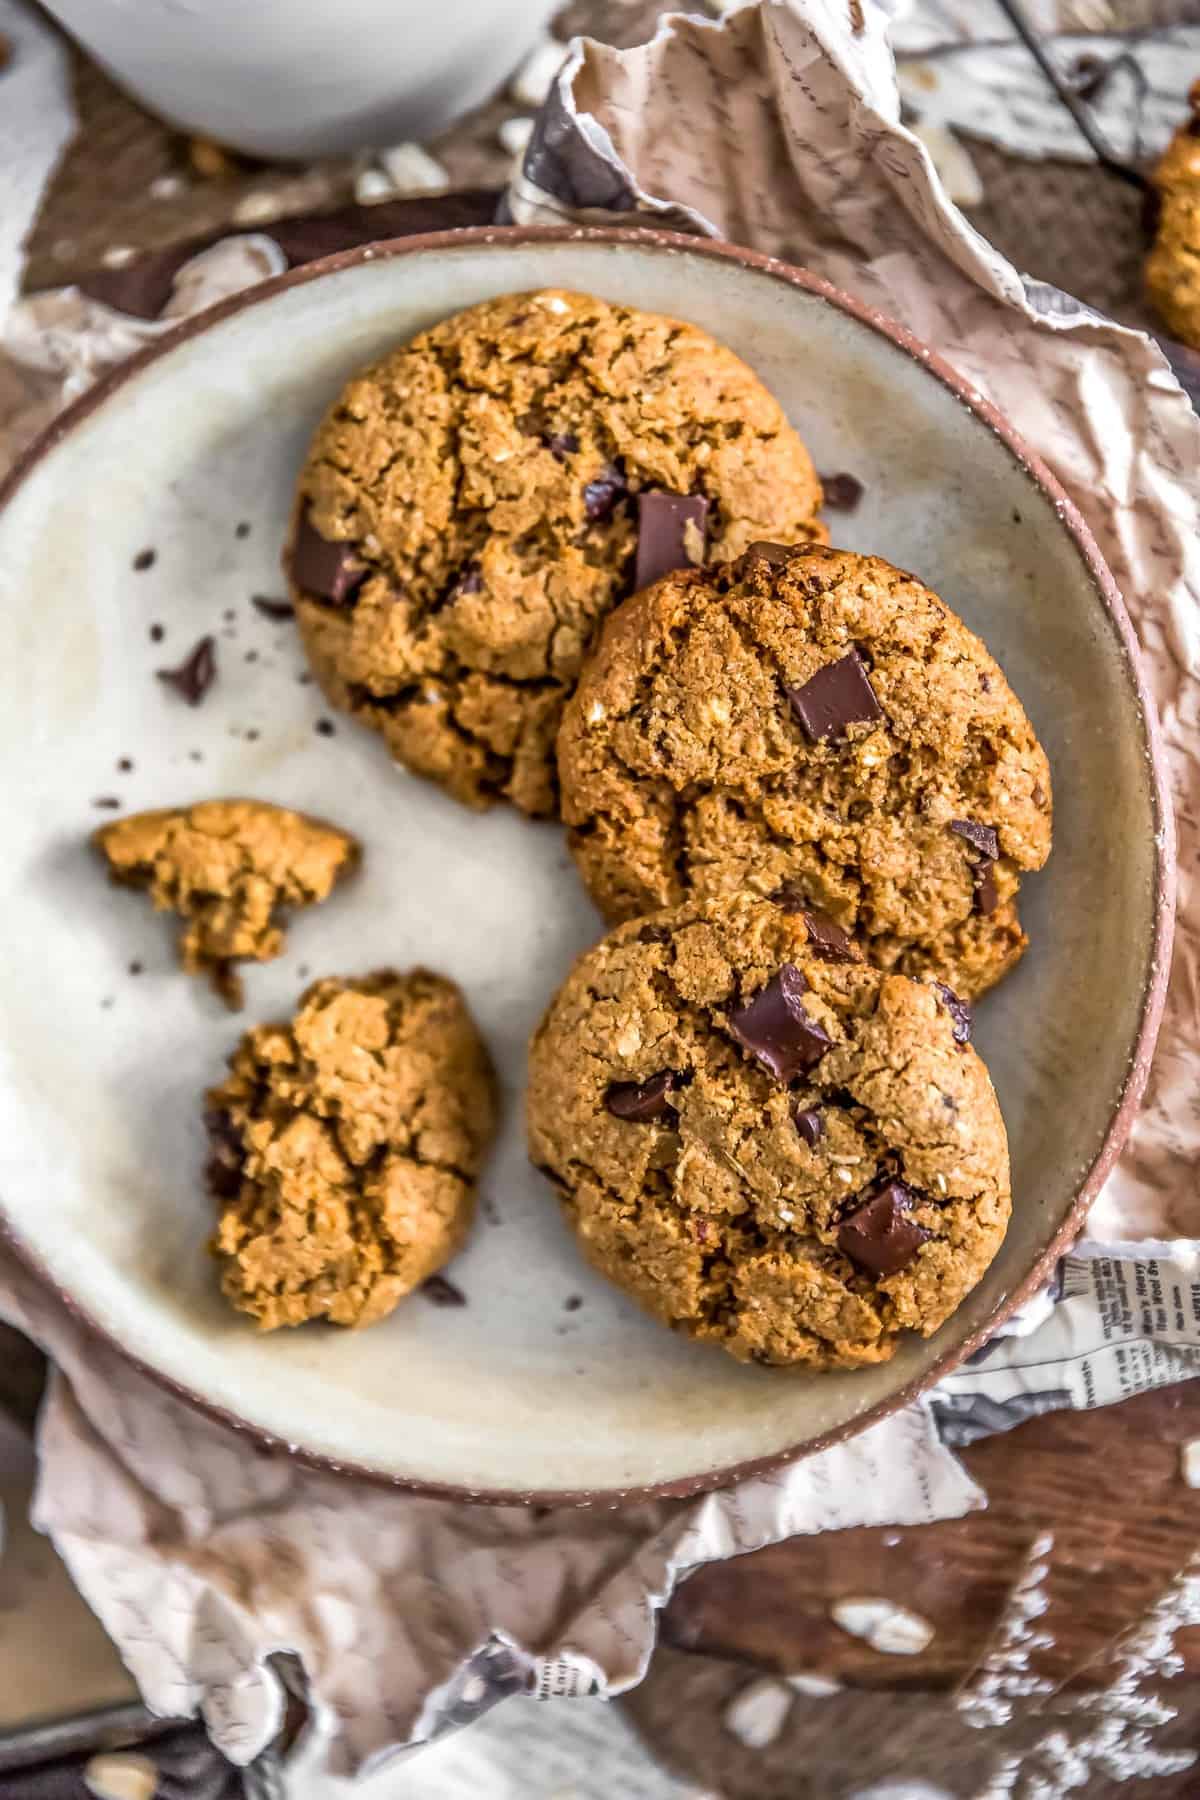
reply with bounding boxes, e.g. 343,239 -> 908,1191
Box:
0,230 -> 1174,1502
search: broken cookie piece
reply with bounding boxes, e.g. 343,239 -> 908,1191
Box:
207,969 -> 496,1329
92,799 -> 360,1008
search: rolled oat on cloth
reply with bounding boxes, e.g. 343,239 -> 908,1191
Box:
1,0 -> 1199,1779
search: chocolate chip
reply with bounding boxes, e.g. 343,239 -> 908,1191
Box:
117,757 -> 133,772
453,563 -> 483,596
547,431 -> 579,460
786,649 -> 881,742
634,490 -> 709,592
820,472 -> 864,511
314,718 -> 336,737
422,1274 -> 467,1307
794,1106 -> 825,1146
235,520 -> 251,538
157,635 -> 216,706
838,1180 -> 931,1277
583,463 -> 627,521
728,964 -> 832,1083
563,1294 -> 583,1312
133,547 -> 156,571
638,923 -> 673,944
149,623 -> 165,643
204,1109 -> 244,1200
251,594 -> 295,621
290,510 -> 366,605
934,982 -> 972,1046
605,1069 -> 681,1123
973,864 -> 1000,916
949,819 -> 999,861
92,795 -> 121,809
802,911 -> 857,962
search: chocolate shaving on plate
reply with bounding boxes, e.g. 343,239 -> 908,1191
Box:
250,594 -> 295,621
820,471 -> 865,511
157,635 -> 217,706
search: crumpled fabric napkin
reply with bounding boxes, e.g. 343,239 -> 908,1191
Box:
1,0 -> 1198,1779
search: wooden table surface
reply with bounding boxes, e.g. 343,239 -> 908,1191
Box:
4,9 -> 1199,1795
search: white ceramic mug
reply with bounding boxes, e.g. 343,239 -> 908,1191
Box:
40,0 -> 559,160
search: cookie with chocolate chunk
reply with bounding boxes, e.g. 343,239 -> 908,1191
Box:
208,969 -> 495,1329
527,894 -> 1010,1369
289,289 -> 825,816
93,799 -> 359,1008
558,543 -> 1051,1000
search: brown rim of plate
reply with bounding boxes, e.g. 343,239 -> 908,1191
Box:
0,224 -> 1177,1508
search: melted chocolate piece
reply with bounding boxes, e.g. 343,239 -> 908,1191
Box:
583,463 -> 627,521
251,594 -> 295,620
634,491 -> 709,592
290,511 -> 366,605
934,982 -> 972,1046
605,1069 -> 681,1123
423,1274 -> 467,1307
949,819 -> 1000,861
204,1109 -> 244,1200
973,864 -> 1000,917
728,964 -> 832,1083
793,1106 -> 825,1147
820,471 -> 865,511
786,649 -> 881,742
156,635 -> 216,706
743,540 -> 804,567
837,1179 -> 931,1277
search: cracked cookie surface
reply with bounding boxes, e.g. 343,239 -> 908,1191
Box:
527,893 -> 1011,1368
289,288 -> 825,816
208,969 -> 496,1329
94,799 -> 359,1008
558,544 -> 1052,1000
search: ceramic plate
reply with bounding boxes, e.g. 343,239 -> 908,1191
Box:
0,229 -> 1174,1501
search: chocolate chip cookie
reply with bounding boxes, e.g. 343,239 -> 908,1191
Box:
527,893 -> 1010,1368
558,544 -> 1052,999
208,969 -> 495,1329
1146,79 -> 1200,349
289,289 -> 825,816
94,799 -> 360,1008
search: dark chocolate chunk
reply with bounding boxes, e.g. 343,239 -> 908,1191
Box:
563,1294 -> 583,1312
838,1180 -> 931,1278
290,511 -> 366,605
92,795 -> 121,809
794,1106 -> 825,1147
634,490 -> 709,592
949,819 -> 1000,861
251,594 -> 295,621
156,634 -> 216,706
973,864 -> 1000,916
786,649 -> 881,742
314,718 -> 336,737
149,623 -> 165,643
820,471 -> 865,511
802,910 -> 857,963
728,963 -> 832,1083
547,431 -> 579,460
583,463 -> 627,521
605,1069 -> 681,1123
743,540 -> 804,567
204,1109 -> 244,1200
422,1274 -> 467,1307
638,922 -> 673,945
934,982 -> 972,1046
133,547 -> 156,571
